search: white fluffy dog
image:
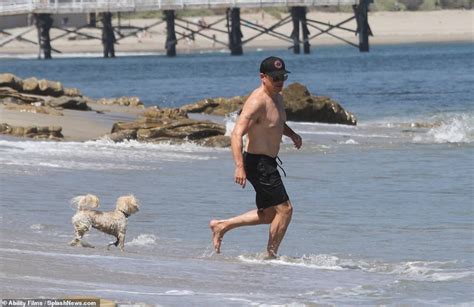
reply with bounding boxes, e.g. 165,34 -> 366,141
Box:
69,194 -> 140,251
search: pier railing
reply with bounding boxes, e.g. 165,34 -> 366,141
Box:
0,0 -> 359,16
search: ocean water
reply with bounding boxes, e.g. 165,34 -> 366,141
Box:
0,43 -> 473,305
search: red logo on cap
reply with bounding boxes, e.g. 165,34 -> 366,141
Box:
274,60 -> 283,69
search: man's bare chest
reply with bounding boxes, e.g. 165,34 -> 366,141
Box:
262,102 -> 286,129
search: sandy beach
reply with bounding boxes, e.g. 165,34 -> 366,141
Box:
0,10 -> 472,56
0,101 -> 143,141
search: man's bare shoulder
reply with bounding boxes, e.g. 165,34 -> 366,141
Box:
244,87 -> 267,108
239,88 -> 266,121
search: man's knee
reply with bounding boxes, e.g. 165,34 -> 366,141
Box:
276,201 -> 293,217
259,208 -> 276,224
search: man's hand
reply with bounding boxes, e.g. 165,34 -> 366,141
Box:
234,165 -> 247,188
291,133 -> 302,149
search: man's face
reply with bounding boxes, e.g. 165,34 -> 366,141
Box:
262,73 -> 288,92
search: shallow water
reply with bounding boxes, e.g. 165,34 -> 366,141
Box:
1,42 -> 473,305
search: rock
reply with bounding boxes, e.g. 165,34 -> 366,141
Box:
108,107 -> 228,146
143,106 -> 188,121
111,118 -> 162,133
3,102 -> 64,116
180,96 -> 245,116
38,79 -> 64,97
136,119 -> 226,142
196,135 -> 231,148
0,73 -> 23,91
107,129 -> 138,142
282,83 -> 357,125
0,123 -> 12,134
181,82 -> 357,125
64,87 -> 82,97
1,74 -> 82,99
22,77 -> 39,93
47,96 -> 91,111
0,88 -> 45,105
97,96 -> 144,108
0,123 -> 63,140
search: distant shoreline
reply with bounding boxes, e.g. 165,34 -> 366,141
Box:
1,10 -> 472,57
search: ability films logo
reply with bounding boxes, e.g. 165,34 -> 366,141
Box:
1,299 -> 99,307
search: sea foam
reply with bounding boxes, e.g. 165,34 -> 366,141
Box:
238,253 -> 472,282
127,234 -> 158,247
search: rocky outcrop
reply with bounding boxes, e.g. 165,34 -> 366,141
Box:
180,96 -> 245,116
0,73 -> 140,110
282,83 -> 357,125
3,102 -> 64,116
47,96 -> 90,111
181,83 -> 357,125
96,96 -> 144,108
0,123 -> 63,140
108,106 -> 229,147
0,73 -> 23,92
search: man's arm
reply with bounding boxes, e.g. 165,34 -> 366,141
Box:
284,123 -> 302,149
231,98 -> 262,188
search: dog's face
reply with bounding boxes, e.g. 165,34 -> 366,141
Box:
116,194 -> 140,216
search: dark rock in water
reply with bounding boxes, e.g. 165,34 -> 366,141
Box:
47,96 -> 91,111
0,123 -> 63,140
282,83 -> 357,125
196,135 -> 231,148
109,106 -> 228,146
136,119 -> 225,141
107,129 -> 138,142
181,96 -> 245,116
180,82 -> 357,125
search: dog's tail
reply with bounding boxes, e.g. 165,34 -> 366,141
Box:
71,194 -> 100,210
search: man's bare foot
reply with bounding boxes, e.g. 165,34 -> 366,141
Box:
209,219 -> 224,253
264,251 -> 277,260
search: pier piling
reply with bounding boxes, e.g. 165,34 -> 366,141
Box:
34,14 -> 53,59
101,12 -> 116,58
353,0 -> 372,52
165,10 -> 177,57
290,7 -> 310,54
227,8 -> 243,55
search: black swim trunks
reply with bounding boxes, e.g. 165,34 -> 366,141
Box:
243,152 -> 289,210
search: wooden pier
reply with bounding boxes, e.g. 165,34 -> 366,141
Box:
0,0 -> 373,58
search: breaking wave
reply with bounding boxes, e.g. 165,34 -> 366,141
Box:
413,114 -> 474,144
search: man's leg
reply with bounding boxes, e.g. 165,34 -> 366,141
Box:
210,207 -> 276,253
266,201 -> 293,258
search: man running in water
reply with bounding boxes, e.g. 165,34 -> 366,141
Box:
210,56 -> 302,259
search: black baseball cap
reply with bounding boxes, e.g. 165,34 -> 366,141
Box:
259,56 -> 290,76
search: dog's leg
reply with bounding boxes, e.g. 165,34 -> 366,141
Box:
70,223 -> 94,248
118,232 -> 126,252
107,238 -> 119,250
69,224 -> 87,246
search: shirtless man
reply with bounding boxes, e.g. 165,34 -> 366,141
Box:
209,56 -> 302,259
